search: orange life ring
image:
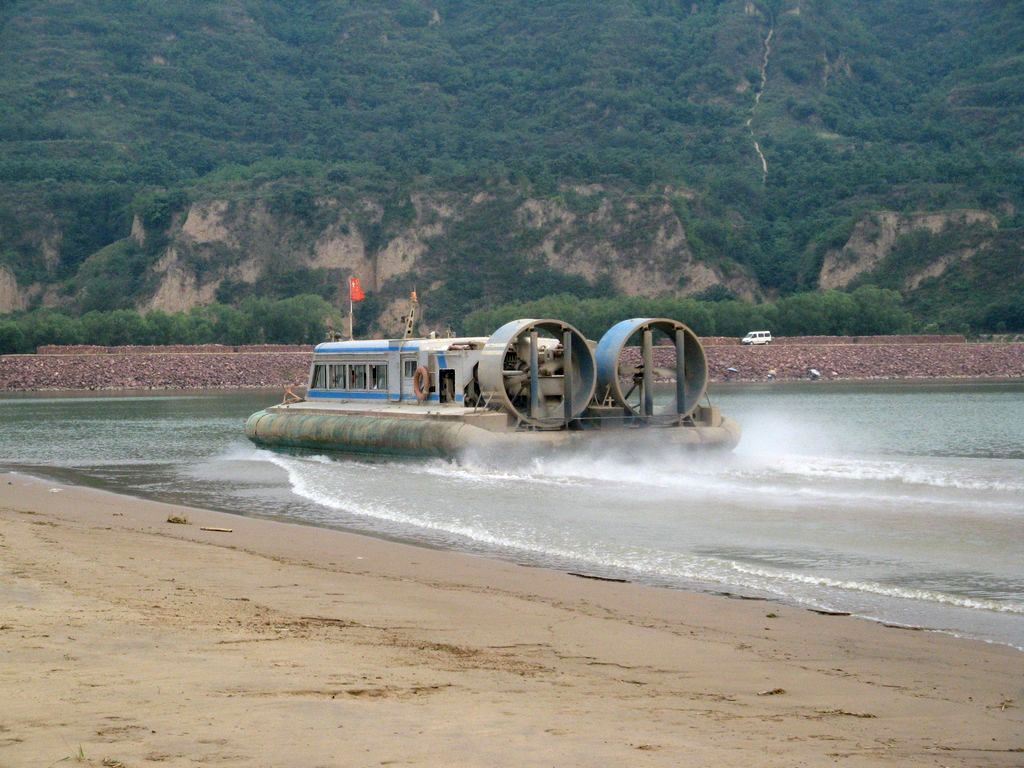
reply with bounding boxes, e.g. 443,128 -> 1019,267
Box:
412,366 -> 430,402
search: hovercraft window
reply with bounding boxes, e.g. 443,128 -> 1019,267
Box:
370,364 -> 388,390
349,363 -> 368,389
328,364 -> 346,390
311,364 -> 327,389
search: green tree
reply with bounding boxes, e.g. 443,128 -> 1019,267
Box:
242,294 -> 338,343
849,286 -> 913,335
0,319 -> 28,354
79,309 -> 149,346
25,311 -> 83,349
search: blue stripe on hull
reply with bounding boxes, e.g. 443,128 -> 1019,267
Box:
307,390 -> 464,404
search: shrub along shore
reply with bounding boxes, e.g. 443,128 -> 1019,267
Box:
1,338 -> 1022,392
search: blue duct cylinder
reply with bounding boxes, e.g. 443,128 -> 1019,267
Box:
595,318 -> 708,418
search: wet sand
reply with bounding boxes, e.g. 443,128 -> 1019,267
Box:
1,473 -> 1021,767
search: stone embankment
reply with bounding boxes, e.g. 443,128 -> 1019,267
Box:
1,339 -> 1022,391
34,344 -> 312,355
702,342 -> 1023,382
607,335 -> 1021,384
0,348 -> 312,391
700,334 -> 967,347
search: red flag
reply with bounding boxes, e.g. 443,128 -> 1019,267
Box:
349,276 -> 365,302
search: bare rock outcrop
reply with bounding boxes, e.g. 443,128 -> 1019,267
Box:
181,200 -> 239,247
148,247 -> 220,313
134,189 -> 764,323
0,266 -> 27,313
819,210 -> 997,290
517,195 -> 759,301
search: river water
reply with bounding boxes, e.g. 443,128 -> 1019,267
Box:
2,382 -> 1022,650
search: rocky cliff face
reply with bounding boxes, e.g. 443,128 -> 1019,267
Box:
516,192 -> 758,301
818,210 -> 998,290
0,266 -> 27,313
3,184 -> 1007,334
0,216 -> 64,313
137,187 -> 761,332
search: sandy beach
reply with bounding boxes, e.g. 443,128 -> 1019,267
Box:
1,473 -> 1021,767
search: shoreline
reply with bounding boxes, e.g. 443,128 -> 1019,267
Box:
1,375 -> 1022,396
10,461 -> 1023,653
2,472 -> 1022,766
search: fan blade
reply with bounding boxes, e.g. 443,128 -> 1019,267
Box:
642,329 -> 654,416
562,329 -> 573,423
529,331 -> 540,420
675,327 -> 687,415
622,364 -> 673,379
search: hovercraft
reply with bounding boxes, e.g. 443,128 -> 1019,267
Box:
245,317 -> 740,459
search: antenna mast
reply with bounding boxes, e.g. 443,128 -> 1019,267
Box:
403,290 -> 419,340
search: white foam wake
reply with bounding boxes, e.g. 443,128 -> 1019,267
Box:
262,452 -> 1024,619
767,455 -> 1024,494
723,561 -> 1024,615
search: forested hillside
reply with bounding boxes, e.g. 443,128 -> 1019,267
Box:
1,0 -> 1022,346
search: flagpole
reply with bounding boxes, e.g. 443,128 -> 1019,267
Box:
346,276 -> 365,339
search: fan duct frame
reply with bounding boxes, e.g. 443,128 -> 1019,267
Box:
595,318 -> 708,419
478,318 -> 596,428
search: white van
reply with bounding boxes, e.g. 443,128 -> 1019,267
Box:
741,330 -> 772,345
